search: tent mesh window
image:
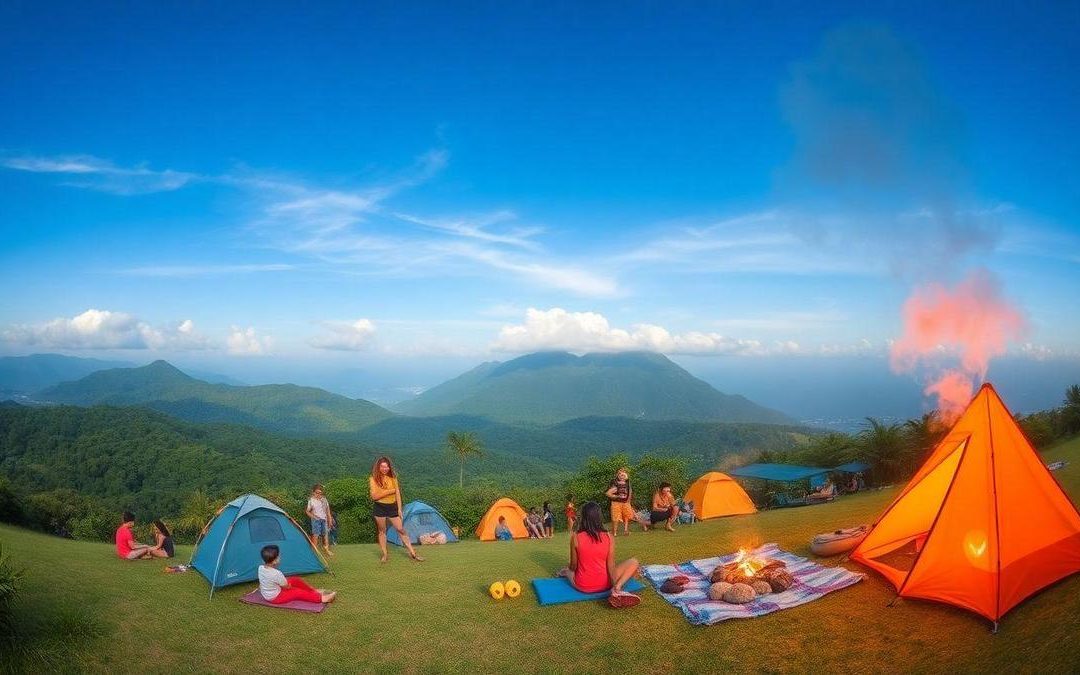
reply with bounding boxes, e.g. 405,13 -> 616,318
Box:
416,513 -> 433,526
248,515 -> 286,543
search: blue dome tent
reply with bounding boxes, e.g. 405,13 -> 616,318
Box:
190,494 -> 328,598
385,500 -> 458,546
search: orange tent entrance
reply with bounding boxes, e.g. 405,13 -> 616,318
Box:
851,383 -> 1080,627
476,497 -> 529,541
685,472 -> 757,520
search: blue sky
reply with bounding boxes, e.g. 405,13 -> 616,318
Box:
1,2 -> 1078,398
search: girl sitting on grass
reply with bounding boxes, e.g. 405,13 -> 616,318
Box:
148,519 -> 174,558
258,544 -> 336,605
557,501 -> 641,608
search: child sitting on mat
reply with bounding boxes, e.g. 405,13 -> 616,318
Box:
556,501 -> 641,608
258,545 -> 336,605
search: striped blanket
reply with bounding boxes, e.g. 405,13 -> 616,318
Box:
642,543 -> 864,625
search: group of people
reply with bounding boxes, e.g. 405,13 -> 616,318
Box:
114,459 -> 686,610
113,511 -> 175,560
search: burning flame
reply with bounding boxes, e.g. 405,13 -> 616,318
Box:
890,269 -> 1025,422
733,548 -> 766,577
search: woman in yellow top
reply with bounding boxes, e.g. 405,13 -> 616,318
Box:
369,456 -> 423,563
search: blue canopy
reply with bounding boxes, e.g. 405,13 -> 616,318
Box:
833,462 -> 871,474
729,463 -> 831,482
386,500 -> 458,546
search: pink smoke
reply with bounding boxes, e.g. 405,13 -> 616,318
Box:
890,269 -> 1026,422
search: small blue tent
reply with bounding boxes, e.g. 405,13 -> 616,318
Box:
385,501 -> 458,546
190,494 -> 327,597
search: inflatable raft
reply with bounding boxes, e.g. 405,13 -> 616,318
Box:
810,525 -> 869,557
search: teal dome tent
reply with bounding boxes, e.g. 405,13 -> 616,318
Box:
386,500 -> 459,546
190,494 -> 327,598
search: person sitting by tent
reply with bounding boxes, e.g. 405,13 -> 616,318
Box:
258,544 -> 336,605
148,519 -> 174,558
649,483 -> 681,531
556,501 -> 641,609
115,511 -> 154,560
494,515 -> 513,541
542,501 -> 555,537
525,507 -> 547,539
807,479 -> 836,502
369,456 -> 424,563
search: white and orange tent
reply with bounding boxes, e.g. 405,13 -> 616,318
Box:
476,497 -> 529,541
851,383 -> 1080,627
684,471 -> 757,520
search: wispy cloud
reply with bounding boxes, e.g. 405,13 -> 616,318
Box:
118,264 -> 296,277
2,154 -> 197,194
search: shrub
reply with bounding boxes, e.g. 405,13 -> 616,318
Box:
0,476 -> 22,525
70,509 -> 117,542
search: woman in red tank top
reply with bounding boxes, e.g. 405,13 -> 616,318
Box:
557,501 -> 641,608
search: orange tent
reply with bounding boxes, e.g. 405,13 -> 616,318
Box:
685,472 -> 757,520
851,383 -> 1080,626
476,497 -> 529,541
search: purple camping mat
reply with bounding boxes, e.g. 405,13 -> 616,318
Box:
239,589 -> 326,613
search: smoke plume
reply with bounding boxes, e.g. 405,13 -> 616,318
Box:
890,269 -> 1026,421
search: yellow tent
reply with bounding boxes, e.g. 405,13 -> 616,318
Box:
476,497 -> 529,541
685,471 -> 757,520
851,383 -> 1080,626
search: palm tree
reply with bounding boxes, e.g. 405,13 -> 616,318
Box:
903,412 -> 945,476
1063,385 -> 1080,436
857,418 -> 907,482
446,431 -> 484,488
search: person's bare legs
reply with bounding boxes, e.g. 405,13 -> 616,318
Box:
666,507 -> 680,532
390,516 -> 423,561
611,558 -> 640,594
375,516 -> 389,562
322,530 -> 333,556
148,547 -> 171,558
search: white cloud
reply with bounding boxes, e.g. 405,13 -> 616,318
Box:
2,154 -> 196,194
1,309 -> 211,350
118,263 -> 295,277
309,319 -> 377,351
226,326 -> 272,355
492,307 -> 772,356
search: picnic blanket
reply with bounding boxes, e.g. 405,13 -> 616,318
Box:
239,589 -> 326,613
532,577 -> 645,606
641,543 -> 864,625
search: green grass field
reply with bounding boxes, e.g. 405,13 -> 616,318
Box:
3,436 -> 1080,674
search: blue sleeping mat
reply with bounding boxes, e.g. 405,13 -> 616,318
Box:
531,577 -> 646,606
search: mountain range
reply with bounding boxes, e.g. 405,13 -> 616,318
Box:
37,360 -> 394,435
395,351 -> 792,425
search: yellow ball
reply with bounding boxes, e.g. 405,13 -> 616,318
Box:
489,581 -> 505,600
504,579 -> 521,598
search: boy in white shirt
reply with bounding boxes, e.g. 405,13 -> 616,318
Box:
258,545 -> 336,605
305,484 -> 334,556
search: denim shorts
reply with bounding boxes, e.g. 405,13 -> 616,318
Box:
311,518 -> 327,536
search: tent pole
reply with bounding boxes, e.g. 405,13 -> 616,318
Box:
991,622 -> 998,635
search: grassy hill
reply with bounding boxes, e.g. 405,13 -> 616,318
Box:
396,351 -> 794,425
36,360 -> 394,435
2,435 -> 1077,672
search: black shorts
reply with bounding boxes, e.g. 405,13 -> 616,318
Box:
650,508 -> 674,525
373,502 -> 399,519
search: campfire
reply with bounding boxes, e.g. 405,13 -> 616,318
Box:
709,548 -> 795,603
